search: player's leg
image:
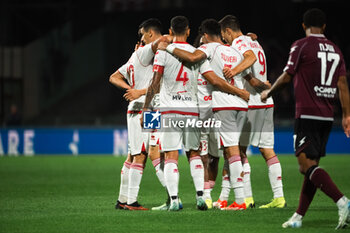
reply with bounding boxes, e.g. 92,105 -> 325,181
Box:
125,113 -> 149,210
239,111 -> 254,208
213,157 -> 230,209
283,119 -> 349,228
164,150 -> 180,211
239,145 -> 254,208
116,153 -> 133,209
259,148 -> 286,208
297,153 -> 349,229
125,152 -> 148,210
184,115 -> 207,210
224,145 -> 246,210
214,110 -> 245,210
161,114 -> 183,211
199,131 -> 212,208
149,142 -> 170,210
208,154 -> 219,191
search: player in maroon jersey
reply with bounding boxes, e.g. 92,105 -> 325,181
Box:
261,8 -> 350,229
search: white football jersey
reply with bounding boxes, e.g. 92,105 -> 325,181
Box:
231,35 -> 273,108
198,42 -> 248,111
153,42 -> 213,115
117,43 -> 154,111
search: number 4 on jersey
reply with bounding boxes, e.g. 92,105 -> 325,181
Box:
176,64 -> 189,86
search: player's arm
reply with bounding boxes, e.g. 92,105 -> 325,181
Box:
337,75 -> 350,137
261,72 -> 292,102
162,44 -> 207,63
203,71 -> 250,102
124,88 -> 147,102
141,69 -> 162,127
223,50 -> 257,79
109,70 -> 131,90
143,69 -> 162,111
243,73 -> 271,93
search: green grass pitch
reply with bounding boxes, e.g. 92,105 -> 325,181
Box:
1,155 -> 350,233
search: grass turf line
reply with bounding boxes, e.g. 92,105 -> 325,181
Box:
0,155 -> 349,233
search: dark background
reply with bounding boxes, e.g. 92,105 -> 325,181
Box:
0,0 -> 349,128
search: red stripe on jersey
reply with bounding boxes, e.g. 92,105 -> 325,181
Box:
201,70 -> 213,76
153,65 -> 164,74
248,104 -> 274,109
212,107 -> 248,112
161,111 -> 199,116
173,41 -> 189,44
127,110 -> 142,114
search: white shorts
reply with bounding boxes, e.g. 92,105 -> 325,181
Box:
240,107 -> 274,148
159,114 -> 200,152
127,112 -> 150,156
213,110 -> 247,148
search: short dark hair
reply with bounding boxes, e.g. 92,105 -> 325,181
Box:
218,15 -> 240,31
198,19 -> 221,37
170,16 -> 189,35
303,8 -> 326,28
139,18 -> 162,34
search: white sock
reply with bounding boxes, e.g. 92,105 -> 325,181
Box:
127,162 -> 144,205
229,155 -> 245,204
219,174 -> 231,201
164,159 -> 179,197
152,158 -> 166,187
242,157 -> 253,198
336,196 -> 348,209
204,182 -> 212,200
291,212 -> 303,221
189,156 -> 204,195
266,156 -> 284,198
118,161 -> 131,203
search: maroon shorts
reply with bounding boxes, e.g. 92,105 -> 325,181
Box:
294,118 -> 333,160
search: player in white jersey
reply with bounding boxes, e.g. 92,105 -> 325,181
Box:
110,18 -> 172,210
143,16 -> 250,211
219,15 -> 286,208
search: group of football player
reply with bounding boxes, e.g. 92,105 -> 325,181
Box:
109,14 -> 286,213
109,8 -> 350,230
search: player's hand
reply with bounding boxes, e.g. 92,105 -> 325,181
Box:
247,32 -> 258,41
158,41 -> 169,51
261,90 -> 269,103
223,67 -> 235,79
240,89 -> 250,102
124,89 -> 141,101
264,80 -> 272,89
342,115 -> 350,138
134,42 -> 140,51
162,34 -> 173,43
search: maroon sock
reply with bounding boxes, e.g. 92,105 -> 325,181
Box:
309,167 -> 343,203
296,176 -> 317,216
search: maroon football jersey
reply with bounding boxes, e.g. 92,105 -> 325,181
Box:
284,34 -> 347,120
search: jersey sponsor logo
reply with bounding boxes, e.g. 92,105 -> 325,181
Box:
314,85 -> 337,98
172,94 -> 192,101
203,95 -> 212,101
198,78 -> 208,85
298,136 -> 306,147
143,111 -> 161,129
